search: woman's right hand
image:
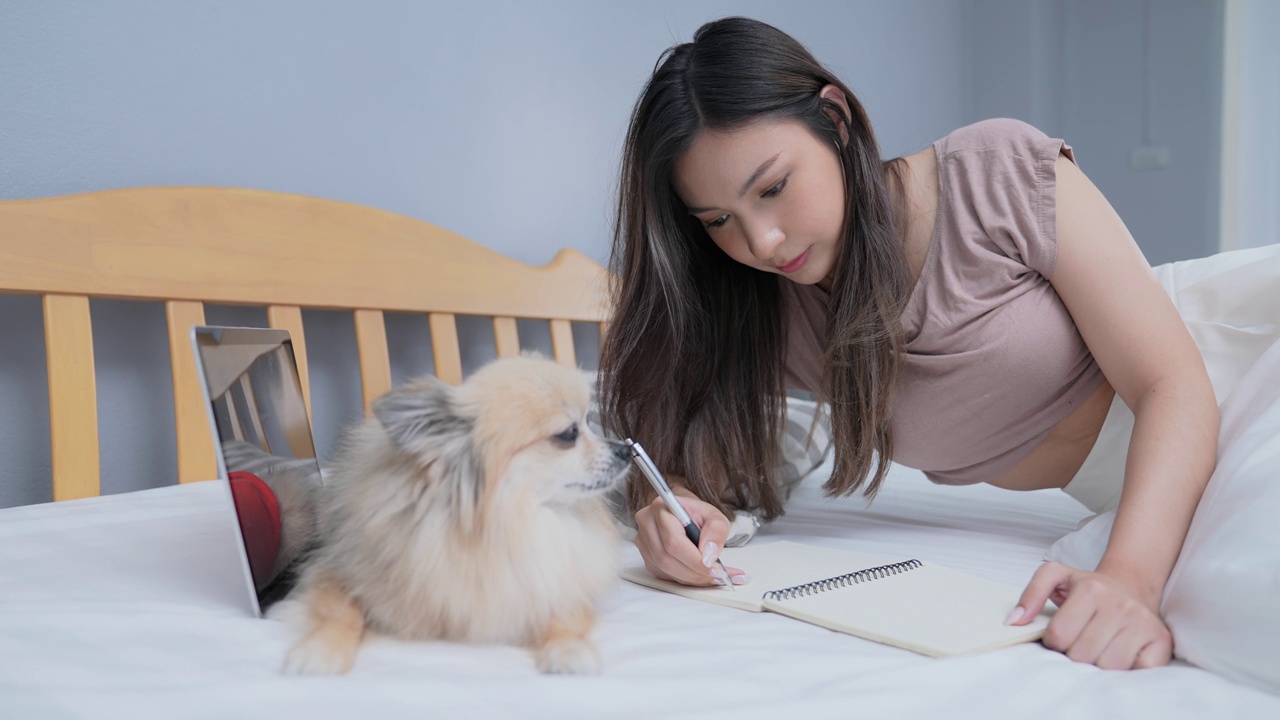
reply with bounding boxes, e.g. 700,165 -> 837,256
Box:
633,490 -> 746,587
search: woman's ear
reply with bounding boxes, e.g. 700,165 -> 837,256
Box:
819,84 -> 851,146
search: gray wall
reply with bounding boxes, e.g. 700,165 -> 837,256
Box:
3,0 -> 1265,509
0,1 -> 968,507
965,0 -> 1226,267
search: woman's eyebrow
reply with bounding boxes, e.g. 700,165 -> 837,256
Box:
685,153 -> 781,215
736,153 -> 781,198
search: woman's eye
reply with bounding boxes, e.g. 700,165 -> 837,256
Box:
762,177 -> 788,198
553,424 -> 579,446
705,214 -> 729,230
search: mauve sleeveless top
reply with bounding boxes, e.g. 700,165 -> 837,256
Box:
782,118 -> 1105,485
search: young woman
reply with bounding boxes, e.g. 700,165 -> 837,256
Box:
599,16 -> 1279,671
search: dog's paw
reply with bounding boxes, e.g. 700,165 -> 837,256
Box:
533,639 -> 602,675
264,597 -> 306,627
282,634 -> 358,676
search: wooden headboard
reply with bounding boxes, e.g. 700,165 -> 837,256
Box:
0,187 -> 612,501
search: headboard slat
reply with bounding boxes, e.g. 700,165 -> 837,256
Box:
237,375 -> 270,453
549,319 -> 577,368
165,300 -> 218,484
43,294 -> 101,501
354,309 -> 393,415
493,316 -> 520,359
429,313 -> 464,385
267,305 -> 313,421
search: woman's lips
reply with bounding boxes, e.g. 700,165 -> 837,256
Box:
776,247 -> 811,273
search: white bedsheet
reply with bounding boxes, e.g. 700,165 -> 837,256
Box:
2,464 -> 1277,719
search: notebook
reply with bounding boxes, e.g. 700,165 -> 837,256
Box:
622,540 -> 1053,657
191,325 -> 324,618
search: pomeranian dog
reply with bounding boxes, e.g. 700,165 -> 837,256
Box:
278,354 -> 632,675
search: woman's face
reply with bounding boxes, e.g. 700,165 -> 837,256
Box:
672,118 -> 845,287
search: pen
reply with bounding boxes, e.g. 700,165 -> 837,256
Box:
625,439 -> 735,590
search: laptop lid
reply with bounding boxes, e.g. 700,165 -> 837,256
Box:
190,325 -> 323,617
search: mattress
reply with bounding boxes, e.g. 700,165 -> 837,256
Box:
1,461 -> 1276,719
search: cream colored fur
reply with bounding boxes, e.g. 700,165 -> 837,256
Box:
279,354 -> 630,675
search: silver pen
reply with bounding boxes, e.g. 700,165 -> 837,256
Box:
625,439 -> 735,590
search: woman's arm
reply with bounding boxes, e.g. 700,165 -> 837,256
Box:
1011,153 -> 1218,669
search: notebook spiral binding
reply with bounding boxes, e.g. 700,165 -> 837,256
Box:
762,559 -> 924,601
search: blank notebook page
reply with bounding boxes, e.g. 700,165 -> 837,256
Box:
621,541 -> 1050,656
764,561 -> 1049,657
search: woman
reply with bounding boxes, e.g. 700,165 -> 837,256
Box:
599,16 -> 1278,671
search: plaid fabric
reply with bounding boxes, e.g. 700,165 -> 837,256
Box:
597,394 -> 833,547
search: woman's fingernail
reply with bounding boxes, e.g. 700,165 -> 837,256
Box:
711,576 -> 727,586
701,541 -> 719,568
1004,606 -> 1026,625
731,573 -> 750,586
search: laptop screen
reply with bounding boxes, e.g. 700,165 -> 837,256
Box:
191,326 -> 323,616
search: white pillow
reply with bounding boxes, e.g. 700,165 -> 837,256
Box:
1044,509 -> 1111,572
1162,337 -> 1280,694
1049,338 -> 1280,693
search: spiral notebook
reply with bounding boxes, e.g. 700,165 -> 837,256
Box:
622,541 -> 1052,657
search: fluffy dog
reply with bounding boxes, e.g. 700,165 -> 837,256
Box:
278,354 -> 631,675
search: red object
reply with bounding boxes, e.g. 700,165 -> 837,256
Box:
227,471 -> 282,590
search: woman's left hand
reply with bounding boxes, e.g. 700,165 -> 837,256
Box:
1008,561 -> 1173,669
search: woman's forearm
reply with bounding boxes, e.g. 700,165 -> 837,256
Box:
1096,379 -> 1218,607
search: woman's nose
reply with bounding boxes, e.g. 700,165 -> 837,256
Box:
744,223 -> 784,262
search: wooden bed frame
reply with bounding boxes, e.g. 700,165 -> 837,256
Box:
0,187 -> 611,502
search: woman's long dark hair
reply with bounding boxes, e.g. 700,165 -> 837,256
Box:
600,17 -> 912,520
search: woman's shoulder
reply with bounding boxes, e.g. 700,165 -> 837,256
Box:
930,119 -> 1073,278
935,118 -> 1064,160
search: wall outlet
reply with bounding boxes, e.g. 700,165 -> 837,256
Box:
1129,146 -> 1170,171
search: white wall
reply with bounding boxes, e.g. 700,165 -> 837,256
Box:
0,1 -> 968,507
1221,0 -> 1280,251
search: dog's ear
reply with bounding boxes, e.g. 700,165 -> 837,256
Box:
371,376 -> 472,454
372,377 -> 484,533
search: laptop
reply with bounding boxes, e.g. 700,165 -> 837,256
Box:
190,326 -> 325,617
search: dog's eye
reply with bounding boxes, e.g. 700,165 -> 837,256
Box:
552,424 -> 579,446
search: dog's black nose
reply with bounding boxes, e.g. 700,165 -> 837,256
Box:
612,442 -> 632,462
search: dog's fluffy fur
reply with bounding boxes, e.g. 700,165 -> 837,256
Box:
278,355 -> 631,675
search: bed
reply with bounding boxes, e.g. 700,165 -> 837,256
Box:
0,188 -> 1277,719
3,459 -> 1278,718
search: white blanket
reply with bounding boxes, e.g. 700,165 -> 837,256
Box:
1,462 -> 1277,719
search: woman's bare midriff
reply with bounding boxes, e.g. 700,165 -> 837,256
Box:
983,378 -> 1117,491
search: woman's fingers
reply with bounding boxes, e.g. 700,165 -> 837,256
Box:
1010,561 -> 1074,626
1016,561 -> 1174,670
1133,636 -> 1173,669
635,495 -> 732,586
